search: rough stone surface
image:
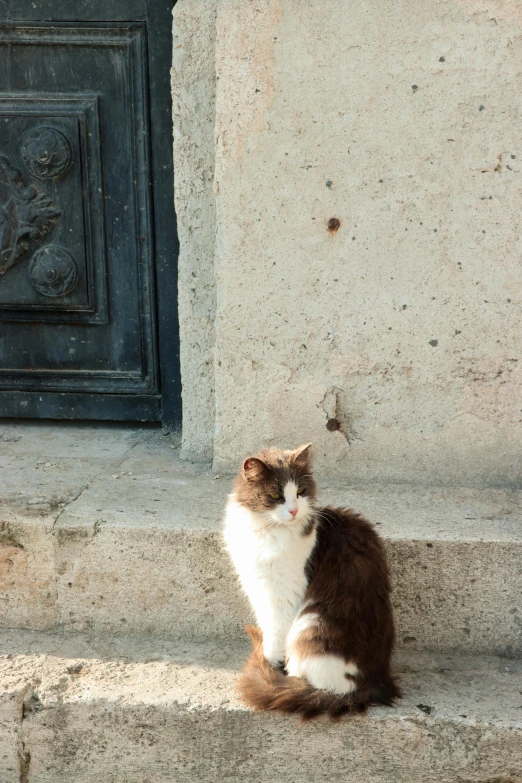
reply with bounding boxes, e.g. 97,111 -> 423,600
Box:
172,0 -> 218,461
174,0 -> 522,485
0,686 -> 22,783
0,424 -> 152,631
0,630 -> 521,782
2,424 -> 522,654
0,512 -> 57,633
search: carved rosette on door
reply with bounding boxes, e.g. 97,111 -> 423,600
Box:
21,127 -> 73,181
29,246 -> 78,297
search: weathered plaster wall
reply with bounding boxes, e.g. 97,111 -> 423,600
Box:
175,0 -> 522,486
172,0 -> 218,461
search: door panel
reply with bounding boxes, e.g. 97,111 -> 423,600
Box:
0,96 -> 107,322
0,4 -> 180,425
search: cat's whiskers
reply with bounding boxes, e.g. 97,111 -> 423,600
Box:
313,509 -> 336,534
255,512 -> 283,532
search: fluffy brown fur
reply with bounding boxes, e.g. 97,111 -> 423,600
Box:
239,626 -> 371,721
301,506 -> 400,704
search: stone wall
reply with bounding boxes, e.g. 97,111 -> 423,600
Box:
172,0 -> 219,462
173,0 -> 522,486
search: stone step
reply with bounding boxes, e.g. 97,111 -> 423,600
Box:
1,628 -> 521,783
1,423 -> 522,654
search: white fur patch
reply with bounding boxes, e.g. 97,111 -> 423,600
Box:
287,654 -> 359,695
286,608 -> 360,695
223,496 -> 317,665
283,481 -> 298,517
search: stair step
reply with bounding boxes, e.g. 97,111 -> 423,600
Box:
1,629 -> 521,783
1,424 -> 522,654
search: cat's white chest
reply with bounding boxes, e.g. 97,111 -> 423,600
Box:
223,500 -> 315,573
223,499 -> 317,664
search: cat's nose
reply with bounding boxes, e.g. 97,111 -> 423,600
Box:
289,507 -> 298,518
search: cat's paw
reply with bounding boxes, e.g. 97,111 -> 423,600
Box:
267,659 -> 285,671
263,648 -> 285,668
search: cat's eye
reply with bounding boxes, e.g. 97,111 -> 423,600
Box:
269,491 -> 283,500
297,488 -> 306,496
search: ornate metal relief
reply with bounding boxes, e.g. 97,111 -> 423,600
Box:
0,156 -> 61,276
29,246 -> 77,297
21,127 -> 73,181
0,96 -> 108,321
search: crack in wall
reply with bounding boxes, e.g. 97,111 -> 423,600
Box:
50,431 -> 156,536
13,684 -> 34,783
18,746 -> 30,783
320,387 -> 358,446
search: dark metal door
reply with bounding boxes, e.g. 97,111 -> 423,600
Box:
0,1 -> 180,427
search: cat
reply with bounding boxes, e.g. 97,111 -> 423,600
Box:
223,443 -> 401,720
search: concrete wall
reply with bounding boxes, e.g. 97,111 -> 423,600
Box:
173,0 -> 522,487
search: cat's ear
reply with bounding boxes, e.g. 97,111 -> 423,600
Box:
293,443 -> 312,465
243,457 -> 268,481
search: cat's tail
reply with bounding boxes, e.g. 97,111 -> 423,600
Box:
237,626 -> 377,721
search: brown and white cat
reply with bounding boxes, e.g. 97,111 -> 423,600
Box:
223,444 -> 400,720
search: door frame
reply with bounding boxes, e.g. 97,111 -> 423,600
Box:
0,1 -> 181,429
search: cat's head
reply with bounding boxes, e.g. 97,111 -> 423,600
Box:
234,444 -> 316,526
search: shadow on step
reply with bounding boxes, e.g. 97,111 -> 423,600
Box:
0,627 -> 248,670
